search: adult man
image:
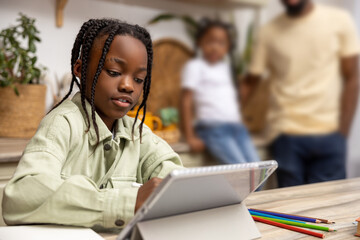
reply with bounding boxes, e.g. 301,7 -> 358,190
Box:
243,0 -> 360,187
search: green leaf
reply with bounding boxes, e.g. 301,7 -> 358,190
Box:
148,14 -> 177,24
7,57 -> 16,69
11,84 -> 20,96
31,56 -> 37,65
0,51 -> 5,62
181,15 -> 198,29
184,25 -> 197,42
28,41 -> 36,53
148,13 -> 199,42
181,15 -> 198,41
33,67 -> 40,78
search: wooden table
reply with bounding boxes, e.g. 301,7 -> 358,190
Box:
101,178 -> 360,240
245,177 -> 360,239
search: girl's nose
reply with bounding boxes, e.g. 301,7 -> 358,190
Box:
118,75 -> 134,93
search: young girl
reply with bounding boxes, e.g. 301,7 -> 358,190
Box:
181,18 -> 259,164
2,19 -> 182,229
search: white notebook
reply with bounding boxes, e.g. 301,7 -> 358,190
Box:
0,225 -> 104,240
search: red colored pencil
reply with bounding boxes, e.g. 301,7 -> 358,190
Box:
252,216 -> 325,239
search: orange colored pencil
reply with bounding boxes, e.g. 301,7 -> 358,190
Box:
252,216 -> 325,239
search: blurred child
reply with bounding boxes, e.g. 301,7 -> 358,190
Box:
181,18 -> 259,164
2,19 -> 182,228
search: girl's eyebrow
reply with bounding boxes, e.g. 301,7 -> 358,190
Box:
106,57 -> 147,72
138,67 -> 147,72
107,57 -> 126,64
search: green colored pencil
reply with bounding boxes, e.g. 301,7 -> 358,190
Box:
255,216 -> 335,232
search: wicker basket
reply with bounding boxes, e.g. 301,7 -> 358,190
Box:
0,84 -> 47,138
154,128 -> 181,144
148,38 -> 194,114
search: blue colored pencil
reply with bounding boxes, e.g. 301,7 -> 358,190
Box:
249,210 -> 306,224
249,208 -> 321,223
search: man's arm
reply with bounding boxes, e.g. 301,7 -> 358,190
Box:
241,74 -> 262,107
339,55 -> 359,136
181,89 -> 205,152
242,25 -> 268,105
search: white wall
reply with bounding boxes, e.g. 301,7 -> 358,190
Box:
1,0 -> 359,177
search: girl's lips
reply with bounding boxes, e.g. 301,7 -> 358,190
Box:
111,99 -> 131,108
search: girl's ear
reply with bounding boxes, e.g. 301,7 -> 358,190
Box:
73,59 -> 82,80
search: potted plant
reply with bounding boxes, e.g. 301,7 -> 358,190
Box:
0,13 -> 46,138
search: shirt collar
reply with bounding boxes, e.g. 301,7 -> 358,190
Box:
71,92 -> 140,145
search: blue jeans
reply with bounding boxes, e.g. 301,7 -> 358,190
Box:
270,133 -> 346,188
195,122 -> 260,164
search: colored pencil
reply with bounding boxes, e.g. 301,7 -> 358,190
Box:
249,211 -> 306,224
317,218 -> 335,224
250,208 -> 319,223
252,216 -> 325,239
254,216 -> 335,232
249,208 -> 334,224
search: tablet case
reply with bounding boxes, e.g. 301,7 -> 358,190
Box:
130,203 -> 260,240
119,161 -> 277,240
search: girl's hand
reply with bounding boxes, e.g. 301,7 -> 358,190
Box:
134,177 -> 162,213
188,137 -> 205,153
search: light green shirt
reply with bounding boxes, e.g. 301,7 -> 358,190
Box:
2,92 -> 183,229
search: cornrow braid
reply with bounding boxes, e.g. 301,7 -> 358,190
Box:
131,24 -> 153,141
70,20 -> 96,90
53,19 -> 154,144
89,25 -> 119,142
80,21 -> 110,136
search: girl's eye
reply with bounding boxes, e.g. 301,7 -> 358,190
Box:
134,78 -> 144,84
106,70 -> 121,77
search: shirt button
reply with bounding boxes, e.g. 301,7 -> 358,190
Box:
115,219 -> 125,227
104,143 -> 111,151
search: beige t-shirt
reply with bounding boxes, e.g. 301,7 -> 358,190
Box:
250,4 -> 360,141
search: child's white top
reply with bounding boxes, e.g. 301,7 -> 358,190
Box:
182,58 -> 241,123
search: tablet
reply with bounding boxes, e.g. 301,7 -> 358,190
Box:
118,160 -> 277,240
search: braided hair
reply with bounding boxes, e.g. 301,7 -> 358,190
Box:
195,18 -> 238,86
53,19 -> 153,143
